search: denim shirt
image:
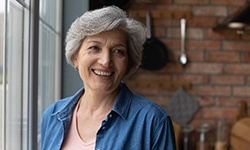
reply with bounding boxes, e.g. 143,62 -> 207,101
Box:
40,83 -> 176,150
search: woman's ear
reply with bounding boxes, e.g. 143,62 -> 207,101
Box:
73,56 -> 79,70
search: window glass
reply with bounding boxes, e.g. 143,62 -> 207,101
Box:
22,8 -> 30,150
0,0 -> 5,149
16,0 -> 29,7
5,1 -> 28,149
37,0 -> 62,148
38,0 -> 62,110
2,0 -> 62,149
38,23 -> 57,121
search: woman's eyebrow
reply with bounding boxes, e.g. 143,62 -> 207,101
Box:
85,40 -> 101,44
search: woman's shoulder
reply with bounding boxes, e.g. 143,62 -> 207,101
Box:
42,96 -> 74,117
120,83 -> 169,118
43,88 -> 84,116
132,94 -> 167,115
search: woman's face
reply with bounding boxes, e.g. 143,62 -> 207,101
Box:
74,29 -> 128,93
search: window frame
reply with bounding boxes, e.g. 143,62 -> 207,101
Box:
1,0 -> 62,149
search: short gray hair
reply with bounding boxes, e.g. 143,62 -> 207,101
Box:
65,6 -> 146,77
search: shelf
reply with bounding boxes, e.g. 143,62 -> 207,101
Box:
213,3 -> 250,33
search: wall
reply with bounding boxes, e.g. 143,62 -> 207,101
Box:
62,0 -> 88,97
125,0 -> 250,132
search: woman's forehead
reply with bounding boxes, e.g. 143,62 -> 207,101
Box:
83,29 -> 128,45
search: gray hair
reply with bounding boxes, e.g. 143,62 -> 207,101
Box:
65,6 -> 146,77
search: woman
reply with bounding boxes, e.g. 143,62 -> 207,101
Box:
40,6 -> 176,150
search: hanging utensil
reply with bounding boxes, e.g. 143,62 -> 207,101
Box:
141,12 -> 168,70
179,18 -> 188,67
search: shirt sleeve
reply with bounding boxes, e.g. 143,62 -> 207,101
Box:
152,115 -> 176,150
40,104 -> 56,150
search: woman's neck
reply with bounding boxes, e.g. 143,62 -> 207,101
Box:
77,88 -> 119,118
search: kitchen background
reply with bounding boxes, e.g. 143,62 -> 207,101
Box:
1,0 -> 249,149
105,0 -> 250,149
125,0 -> 250,127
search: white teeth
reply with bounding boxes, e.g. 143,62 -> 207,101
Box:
94,70 -> 112,77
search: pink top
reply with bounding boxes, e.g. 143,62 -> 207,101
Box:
61,103 -> 95,150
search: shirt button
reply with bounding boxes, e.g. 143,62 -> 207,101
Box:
109,114 -> 113,118
102,126 -> 106,130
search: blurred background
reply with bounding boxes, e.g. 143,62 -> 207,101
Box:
1,0 -> 250,150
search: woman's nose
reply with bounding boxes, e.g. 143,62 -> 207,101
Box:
98,51 -> 113,67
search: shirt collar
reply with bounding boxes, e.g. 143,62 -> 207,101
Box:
56,82 -> 133,120
111,82 -> 133,120
54,88 -> 84,119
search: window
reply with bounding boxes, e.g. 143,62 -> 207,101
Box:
1,0 -> 62,149
4,1 -> 30,149
0,0 -> 5,149
38,0 -> 62,146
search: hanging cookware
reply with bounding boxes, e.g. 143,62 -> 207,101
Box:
141,12 -> 168,70
179,18 -> 188,67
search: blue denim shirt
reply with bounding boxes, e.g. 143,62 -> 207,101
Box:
40,83 -> 176,150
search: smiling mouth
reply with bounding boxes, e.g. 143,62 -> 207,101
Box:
93,69 -> 114,77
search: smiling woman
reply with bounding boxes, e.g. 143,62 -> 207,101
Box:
40,6 -> 176,150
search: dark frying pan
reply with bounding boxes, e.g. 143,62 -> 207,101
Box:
141,12 -> 168,70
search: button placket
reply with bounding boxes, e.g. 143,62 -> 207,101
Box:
101,112 -> 114,131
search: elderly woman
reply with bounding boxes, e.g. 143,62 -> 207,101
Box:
40,6 -> 175,150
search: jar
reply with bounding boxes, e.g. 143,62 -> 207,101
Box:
179,125 -> 195,150
215,119 -> 229,150
196,123 -> 211,150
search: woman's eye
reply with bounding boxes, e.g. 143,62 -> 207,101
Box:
113,49 -> 126,56
89,46 -> 99,50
